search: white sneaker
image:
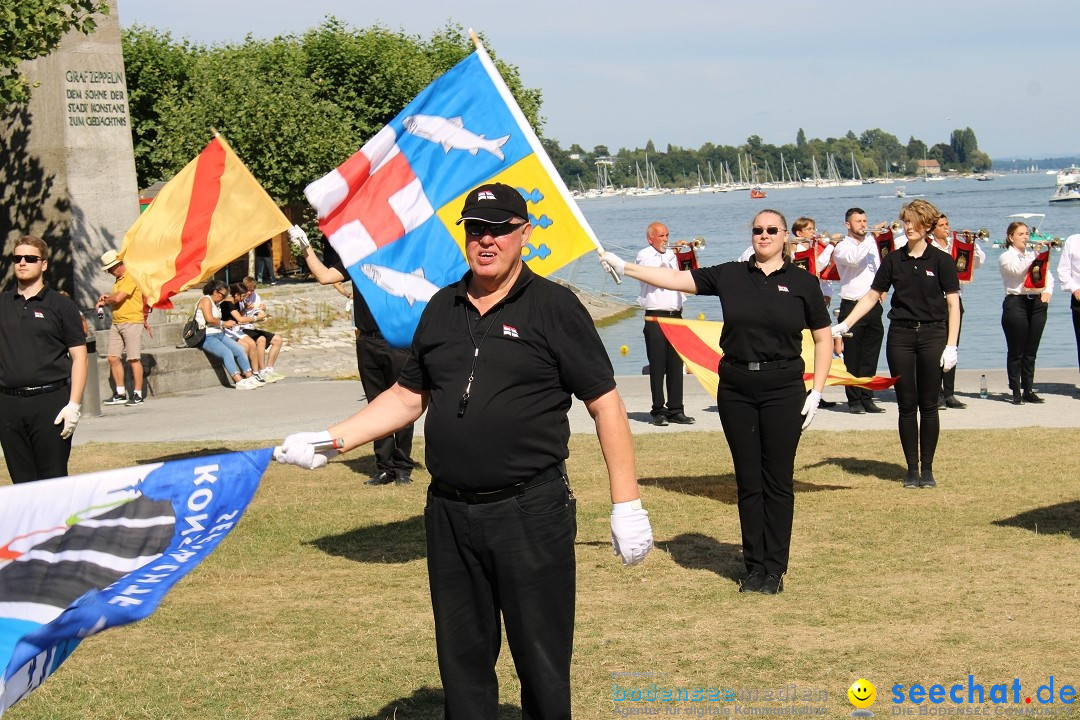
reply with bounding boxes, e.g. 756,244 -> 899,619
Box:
236,377 -> 259,390
264,370 -> 284,383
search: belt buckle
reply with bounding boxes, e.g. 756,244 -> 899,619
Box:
748,361 -> 761,371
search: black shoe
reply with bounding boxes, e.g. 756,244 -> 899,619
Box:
1010,391 -> 1024,405
944,396 -> 966,409
848,403 -> 865,415
394,473 -> 413,486
938,395 -> 948,410
1022,391 -> 1045,404
760,573 -> 784,595
739,571 -> 765,593
903,469 -> 920,489
920,471 -> 937,489
666,412 -> 696,425
649,413 -> 669,426
819,399 -> 837,408
364,471 -> 395,486
104,393 -> 128,406
124,394 -> 144,407
862,400 -> 886,413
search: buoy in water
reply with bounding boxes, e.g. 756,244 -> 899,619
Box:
697,312 -> 705,321
619,345 -> 629,356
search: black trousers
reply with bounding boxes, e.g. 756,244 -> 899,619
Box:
425,476 -> 576,720
716,360 -> 805,577
885,323 -> 946,472
1001,295 -> 1048,392
356,333 -> 416,475
0,388 -> 72,483
1072,295 -> 1080,370
839,298 -> 884,405
643,319 -> 684,416
940,297 -> 964,397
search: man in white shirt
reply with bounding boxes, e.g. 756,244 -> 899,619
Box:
1057,233 -> 1080,379
636,222 -> 694,426
831,208 -> 885,414
930,213 -> 985,409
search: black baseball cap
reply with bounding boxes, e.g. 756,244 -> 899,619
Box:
456,182 -> 528,225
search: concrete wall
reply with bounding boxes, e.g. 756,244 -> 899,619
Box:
0,0 -> 139,310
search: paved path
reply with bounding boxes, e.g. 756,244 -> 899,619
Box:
75,368 -> 1080,446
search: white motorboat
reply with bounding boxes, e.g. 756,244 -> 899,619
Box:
1056,166 -> 1080,185
1049,182 -> 1080,204
896,186 -> 906,198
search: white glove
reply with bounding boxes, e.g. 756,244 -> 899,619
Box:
801,390 -> 822,431
287,224 -> 311,252
941,344 -> 958,372
610,499 -> 653,566
53,401 -> 81,440
274,430 -> 336,470
831,321 -> 849,339
599,251 -> 627,278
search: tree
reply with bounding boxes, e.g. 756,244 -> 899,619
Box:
796,128 -> 806,148
1,0 -> 109,105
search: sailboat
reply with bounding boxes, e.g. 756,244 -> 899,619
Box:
840,152 -> 863,186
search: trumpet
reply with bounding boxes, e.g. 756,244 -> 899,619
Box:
869,221 -> 903,235
673,236 -> 706,249
811,232 -> 844,244
957,228 -> 991,242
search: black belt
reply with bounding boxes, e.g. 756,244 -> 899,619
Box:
1006,294 -> 1040,301
0,379 -> 69,397
722,358 -> 797,371
358,329 -> 382,337
432,463 -> 566,504
645,309 -> 682,318
891,319 -> 945,329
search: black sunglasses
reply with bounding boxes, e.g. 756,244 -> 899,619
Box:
752,226 -> 783,236
11,254 -> 43,263
464,221 -> 527,238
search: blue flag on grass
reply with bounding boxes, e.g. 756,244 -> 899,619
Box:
0,449 -> 271,714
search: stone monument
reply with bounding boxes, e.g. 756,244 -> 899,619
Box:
0,0 -> 139,310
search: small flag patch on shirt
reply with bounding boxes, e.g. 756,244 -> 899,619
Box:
926,270 -> 935,276
777,285 -> 789,293
503,324 -> 519,338
34,311 -> 44,318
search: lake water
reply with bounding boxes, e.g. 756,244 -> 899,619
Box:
550,173 -> 1079,375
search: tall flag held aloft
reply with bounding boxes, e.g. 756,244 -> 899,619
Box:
653,317 -> 899,398
120,134 -> 292,309
0,450 -> 271,715
304,32 -> 603,348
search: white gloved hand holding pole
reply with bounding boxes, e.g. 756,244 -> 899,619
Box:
610,499 -> 653,566
274,430 -> 339,470
831,321 -> 849,339
53,401 -> 81,440
598,251 -> 627,280
287,224 -> 311,253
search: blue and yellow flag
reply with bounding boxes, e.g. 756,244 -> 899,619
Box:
305,40 -> 600,348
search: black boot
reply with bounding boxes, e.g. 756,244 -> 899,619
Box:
903,466 -> 920,489
920,467 -> 937,488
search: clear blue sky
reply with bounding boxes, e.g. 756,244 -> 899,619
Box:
115,0 -> 1079,159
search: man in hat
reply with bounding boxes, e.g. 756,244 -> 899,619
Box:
95,250 -> 146,406
276,182 -> 653,718
0,236 -> 87,482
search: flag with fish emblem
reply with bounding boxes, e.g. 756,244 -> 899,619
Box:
653,317 -> 898,398
0,449 -> 271,715
305,40 -> 600,348
120,135 -> 292,308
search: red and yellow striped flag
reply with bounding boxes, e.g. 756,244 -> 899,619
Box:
654,317 -> 898,398
120,135 -> 291,308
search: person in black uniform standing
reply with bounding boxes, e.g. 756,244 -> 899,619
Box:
0,236 -> 87,483
603,209 -> 832,596
278,183 -> 653,719
293,234 -> 419,485
832,199 -> 960,489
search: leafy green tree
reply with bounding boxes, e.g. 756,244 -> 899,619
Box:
2,0 -> 108,105
796,128 -> 806,148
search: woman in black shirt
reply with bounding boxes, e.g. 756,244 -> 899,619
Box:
602,210 -> 833,595
832,199 -> 960,489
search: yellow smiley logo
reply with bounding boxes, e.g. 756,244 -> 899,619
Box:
848,678 -> 876,709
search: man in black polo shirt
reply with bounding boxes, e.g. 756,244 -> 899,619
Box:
0,236 -> 87,483
277,183 -> 652,719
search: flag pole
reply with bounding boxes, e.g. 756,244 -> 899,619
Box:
466,29 -> 621,283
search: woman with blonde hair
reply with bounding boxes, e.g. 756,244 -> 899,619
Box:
832,199 -> 960,489
999,221 -> 1054,404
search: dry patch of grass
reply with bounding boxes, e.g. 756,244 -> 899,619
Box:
11,429 -> 1080,719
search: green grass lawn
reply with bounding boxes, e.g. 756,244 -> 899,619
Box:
9,429 -> 1080,719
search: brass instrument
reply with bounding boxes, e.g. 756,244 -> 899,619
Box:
957,228 -> 991,242
673,236 -> 706,250
811,232 -> 844,244
869,221 -> 903,235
